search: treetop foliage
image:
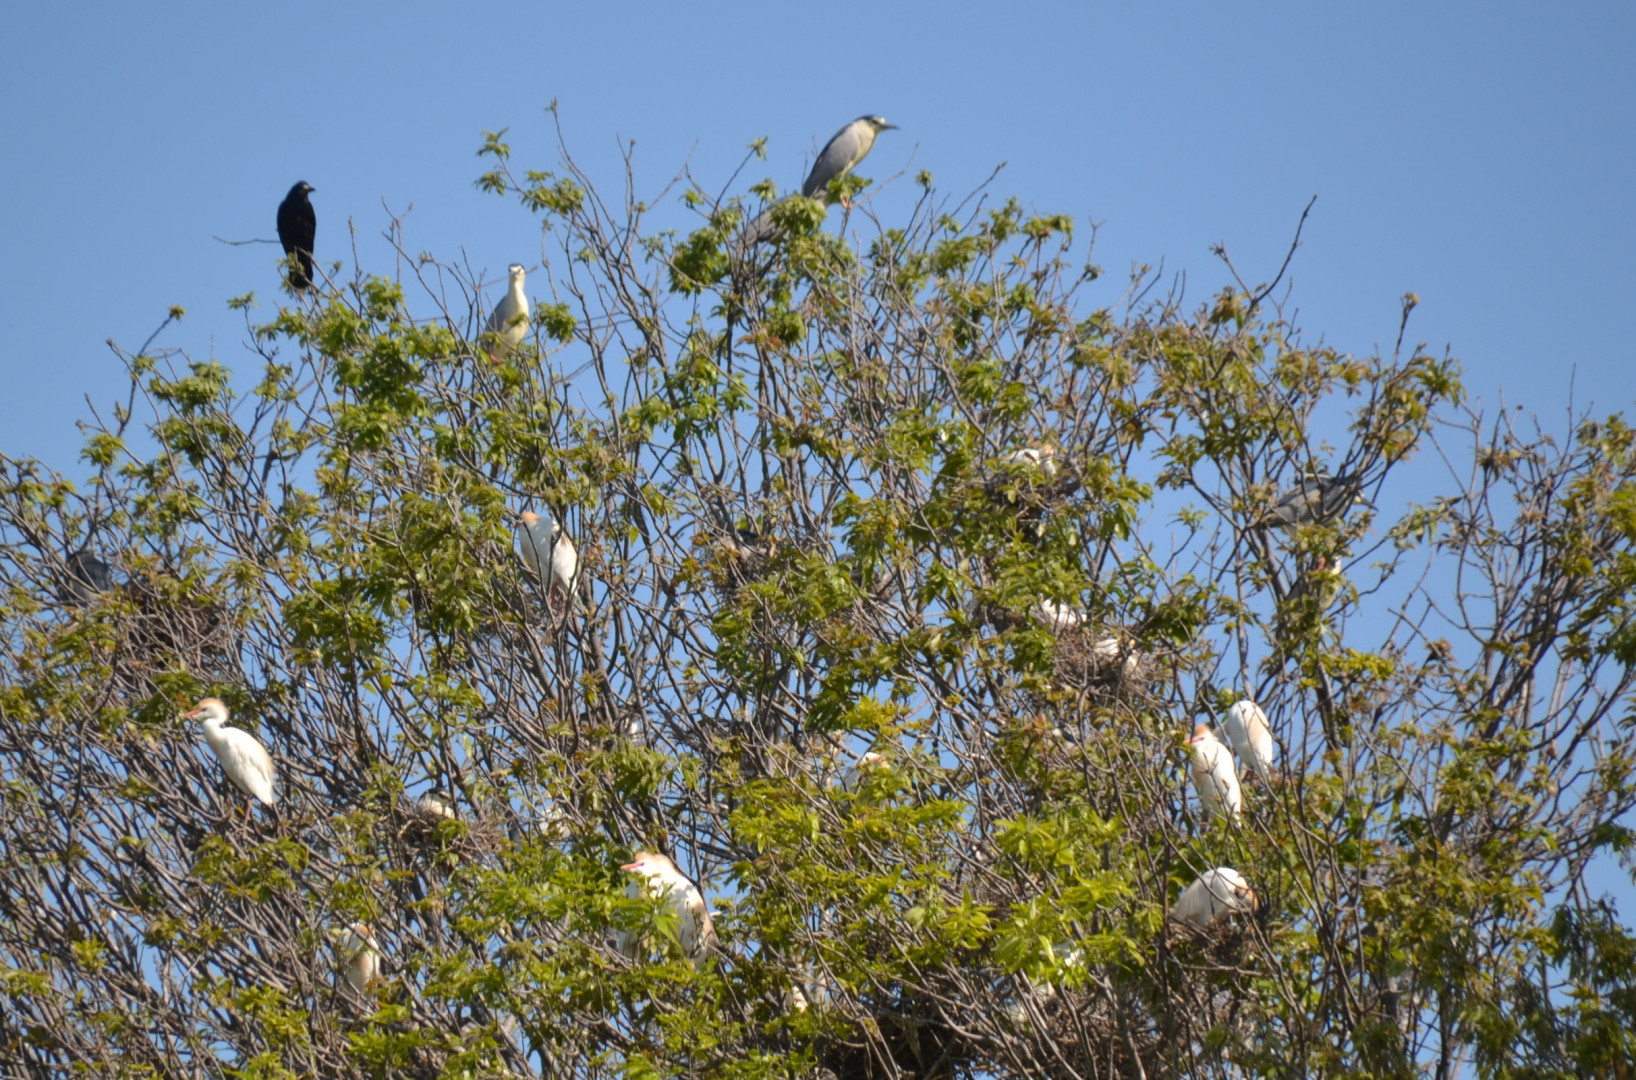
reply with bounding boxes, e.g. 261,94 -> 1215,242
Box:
1,115 -> 1634,1079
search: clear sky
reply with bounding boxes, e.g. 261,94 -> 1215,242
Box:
2,2 -> 1633,900
1,0 -> 1631,468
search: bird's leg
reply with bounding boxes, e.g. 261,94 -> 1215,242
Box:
243,799 -> 254,827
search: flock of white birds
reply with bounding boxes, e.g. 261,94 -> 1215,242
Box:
181,483 -> 1268,999
185,128 -> 1297,997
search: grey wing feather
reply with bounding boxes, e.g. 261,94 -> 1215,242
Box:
803,126 -> 862,197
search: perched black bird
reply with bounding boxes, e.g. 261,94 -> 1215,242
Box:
58,548 -> 114,606
275,181 -> 317,291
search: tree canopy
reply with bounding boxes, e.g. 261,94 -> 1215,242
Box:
2,116 -> 1634,1079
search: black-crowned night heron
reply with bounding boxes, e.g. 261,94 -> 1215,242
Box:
483,264 -> 530,361
1261,472 -> 1367,530
801,114 -> 899,199
276,181 -> 317,291
740,114 -> 899,249
1171,867 -> 1258,929
58,548 -> 114,605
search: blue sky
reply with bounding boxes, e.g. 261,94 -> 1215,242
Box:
1,1 -> 1631,466
2,2 -> 1633,902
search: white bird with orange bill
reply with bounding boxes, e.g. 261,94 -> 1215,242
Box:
1223,699 -> 1276,781
516,509 -> 580,603
186,697 -> 275,822
618,851 -> 718,969
1171,867 -> 1258,928
1187,723 -> 1241,823
1002,443 -> 1060,478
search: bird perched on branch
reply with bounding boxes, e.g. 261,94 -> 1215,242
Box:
1223,699 -> 1276,781
275,181 -> 317,292
741,114 -> 900,248
1187,723 -> 1241,823
802,115 -> 899,200
58,548 -> 114,606
186,698 -> 275,822
483,264 -> 530,361
516,510 -> 579,604
329,922 -> 383,997
1171,867 -> 1258,929
618,851 -> 718,969
1260,472 -> 1367,530
840,750 -> 892,794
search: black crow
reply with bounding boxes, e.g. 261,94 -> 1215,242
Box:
276,181 -> 317,291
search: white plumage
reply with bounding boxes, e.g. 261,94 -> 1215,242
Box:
187,698 -> 275,811
1223,699 -> 1276,780
619,851 -> 717,969
483,263 -> 530,361
516,510 -> 580,602
839,750 -> 892,794
1171,867 -> 1258,928
330,922 -> 383,995
1030,599 -> 1084,632
1002,444 -> 1059,478
1187,723 -> 1241,823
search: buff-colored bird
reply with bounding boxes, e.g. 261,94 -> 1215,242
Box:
1223,699 -> 1276,780
330,922 -> 383,996
619,851 -> 718,969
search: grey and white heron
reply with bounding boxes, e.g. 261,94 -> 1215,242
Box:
1261,472 -> 1367,530
1171,867 -> 1258,928
740,114 -> 899,248
483,264 -> 530,361
801,115 -> 899,200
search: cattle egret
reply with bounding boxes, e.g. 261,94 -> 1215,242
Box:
483,264 -> 530,361
1223,700 -> 1276,780
1187,724 -> 1241,822
330,922 -> 383,995
1262,473 -> 1366,530
1171,867 -> 1258,928
1002,444 -> 1059,478
1031,599 -> 1084,632
1088,635 -> 1147,680
619,851 -> 718,969
59,548 -> 114,605
517,510 -> 580,603
276,181 -> 317,291
840,750 -> 891,794
186,698 -> 275,820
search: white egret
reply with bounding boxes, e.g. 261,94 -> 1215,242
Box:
186,698 -> 275,821
1223,699 -> 1276,780
1187,723 -> 1241,823
516,510 -> 580,604
1171,867 -> 1258,928
483,264 -> 530,361
839,750 -> 891,794
1030,599 -> 1084,632
619,851 -> 718,969
1002,443 -> 1059,478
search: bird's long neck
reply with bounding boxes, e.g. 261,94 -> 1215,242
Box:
200,716 -> 230,753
